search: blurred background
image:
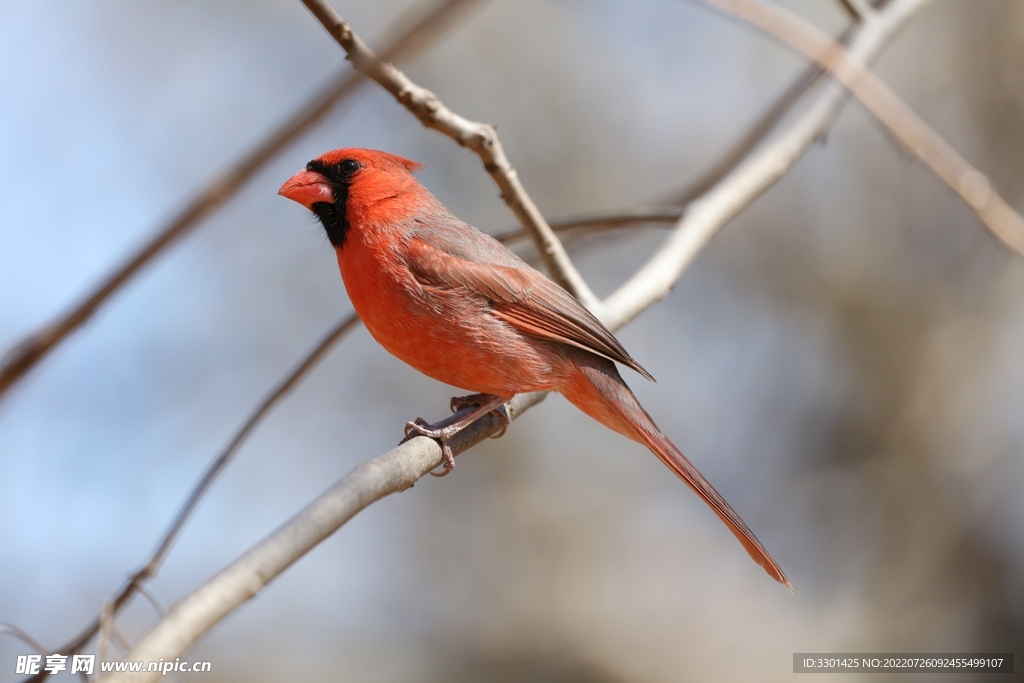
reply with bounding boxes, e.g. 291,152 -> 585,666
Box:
1,0 -> 1022,680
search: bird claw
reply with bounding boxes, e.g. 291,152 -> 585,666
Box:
404,419 -> 457,476
402,394 -> 511,477
450,393 -> 510,440
404,417 -> 433,435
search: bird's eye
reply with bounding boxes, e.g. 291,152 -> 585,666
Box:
339,159 -> 360,176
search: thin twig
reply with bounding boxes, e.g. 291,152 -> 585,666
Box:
300,0 -> 599,310
94,6 -> 932,677
0,0 -> 480,406
0,623 -> 48,655
134,586 -> 166,618
694,0 -> 1024,256
493,206 -> 685,244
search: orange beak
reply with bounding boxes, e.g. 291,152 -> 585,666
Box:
278,170 -> 333,210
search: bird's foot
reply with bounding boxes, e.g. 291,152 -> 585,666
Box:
404,418 -> 460,476
450,393 -> 510,439
403,394 -> 512,477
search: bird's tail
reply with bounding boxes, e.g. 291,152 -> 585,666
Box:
561,353 -> 791,589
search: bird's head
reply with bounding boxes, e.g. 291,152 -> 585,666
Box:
278,148 -> 425,248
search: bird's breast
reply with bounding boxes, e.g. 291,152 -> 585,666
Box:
335,236 -> 568,395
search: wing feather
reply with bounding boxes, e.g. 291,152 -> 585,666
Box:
407,234 -> 654,381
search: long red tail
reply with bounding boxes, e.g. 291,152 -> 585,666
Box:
560,353 -> 791,589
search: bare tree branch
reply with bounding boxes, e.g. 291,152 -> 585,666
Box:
695,0 -> 1024,257
601,0 -> 933,330
0,0 -> 480,406
299,0 -> 600,310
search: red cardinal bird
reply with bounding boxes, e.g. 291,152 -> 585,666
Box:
280,148 -> 789,588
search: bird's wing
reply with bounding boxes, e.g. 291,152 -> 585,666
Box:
407,231 -> 654,381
